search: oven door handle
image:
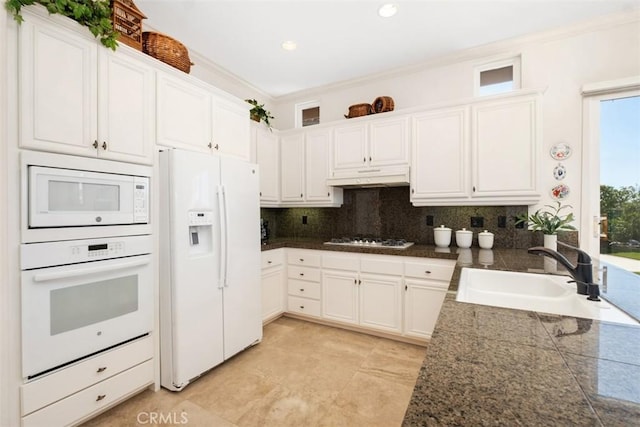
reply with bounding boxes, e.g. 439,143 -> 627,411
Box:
32,257 -> 150,282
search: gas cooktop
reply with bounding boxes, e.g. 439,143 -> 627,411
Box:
324,237 -> 414,250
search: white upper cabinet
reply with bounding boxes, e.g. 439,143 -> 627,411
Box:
305,129 -> 334,202
211,96 -> 251,160
253,124 -> 280,204
156,72 -> 251,161
411,92 -> 540,206
331,116 -> 410,175
369,117 -> 410,168
18,10 -> 154,164
471,95 -> 539,198
156,73 -> 212,153
411,107 -> 469,200
279,129 -> 343,207
332,123 -> 368,171
97,50 -> 155,164
280,132 -> 305,202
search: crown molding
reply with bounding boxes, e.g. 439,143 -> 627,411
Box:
273,8 -> 640,103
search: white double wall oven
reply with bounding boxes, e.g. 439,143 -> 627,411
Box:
19,151 -> 153,381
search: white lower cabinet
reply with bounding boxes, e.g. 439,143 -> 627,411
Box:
283,249 -> 455,342
359,274 -> 402,333
321,253 -> 403,334
402,258 -> 456,339
286,250 -> 322,317
261,249 -> 285,322
21,336 -> 153,426
322,270 -> 359,324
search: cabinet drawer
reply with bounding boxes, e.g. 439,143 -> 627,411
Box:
360,257 -> 403,275
322,253 -> 359,271
288,265 -> 321,282
261,249 -> 284,269
404,260 -> 455,281
287,296 -> 321,317
287,250 -> 321,267
288,280 -> 321,300
22,360 -> 153,427
21,336 -> 153,416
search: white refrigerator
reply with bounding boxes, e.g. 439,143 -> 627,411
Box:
159,148 -> 262,391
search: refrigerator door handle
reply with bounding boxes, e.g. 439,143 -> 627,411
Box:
217,184 -> 226,289
221,184 -> 230,287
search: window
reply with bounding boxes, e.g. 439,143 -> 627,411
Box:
475,57 -> 521,96
295,100 -> 320,128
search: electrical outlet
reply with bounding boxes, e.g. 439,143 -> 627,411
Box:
426,215 -> 434,226
498,216 -> 507,228
470,216 -> 484,228
514,216 -> 525,228
302,215 -> 308,225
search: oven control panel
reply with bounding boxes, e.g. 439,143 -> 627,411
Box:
73,242 -> 126,258
21,235 -> 153,270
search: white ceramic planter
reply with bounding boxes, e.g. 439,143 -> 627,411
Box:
544,234 -> 558,251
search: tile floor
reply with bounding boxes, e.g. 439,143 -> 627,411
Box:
82,317 -> 427,426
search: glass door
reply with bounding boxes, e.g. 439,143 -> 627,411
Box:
582,88 -> 640,273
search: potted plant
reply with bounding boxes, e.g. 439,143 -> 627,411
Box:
245,99 -> 274,130
516,201 -> 576,250
6,0 -> 119,49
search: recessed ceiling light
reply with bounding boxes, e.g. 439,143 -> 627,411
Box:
281,40 -> 297,51
378,3 -> 398,18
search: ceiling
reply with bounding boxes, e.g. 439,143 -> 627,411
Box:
135,1 -> 640,98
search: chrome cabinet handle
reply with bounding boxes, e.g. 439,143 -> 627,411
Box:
96,366 -> 107,373
214,143 -> 219,150
101,141 -> 107,150
96,394 -> 106,402
92,140 -> 98,149
208,142 -> 213,149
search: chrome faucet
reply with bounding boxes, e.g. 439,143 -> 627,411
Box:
528,241 -> 600,301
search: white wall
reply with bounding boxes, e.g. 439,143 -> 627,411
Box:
271,11 -> 640,235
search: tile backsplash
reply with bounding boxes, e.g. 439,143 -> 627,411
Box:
261,187 -> 578,249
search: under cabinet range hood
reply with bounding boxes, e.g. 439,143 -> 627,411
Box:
326,166 -> 410,188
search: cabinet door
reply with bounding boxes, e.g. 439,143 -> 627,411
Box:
97,50 -> 154,164
255,126 -> 280,203
411,108 -> 469,199
156,73 -> 212,153
322,271 -> 358,325
359,274 -> 402,333
19,14 -> 97,155
404,279 -> 447,339
332,124 -> 368,171
472,96 -> 538,197
305,129 -> 333,202
261,268 -> 284,322
280,133 -> 305,202
369,117 -> 409,167
212,96 -> 251,161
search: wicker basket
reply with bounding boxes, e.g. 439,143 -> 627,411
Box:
110,0 -> 146,50
344,103 -> 373,119
142,32 -> 193,73
373,96 -> 394,113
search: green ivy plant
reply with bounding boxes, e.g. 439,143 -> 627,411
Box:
5,0 -> 119,50
245,98 -> 274,130
516,201 -> 577,235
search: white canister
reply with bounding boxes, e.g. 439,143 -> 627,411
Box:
455,228 -> 473,249
434,225 -> 452,248
478,230 -> 494,249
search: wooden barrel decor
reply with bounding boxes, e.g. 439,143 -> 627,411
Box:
373,96 -> 394,113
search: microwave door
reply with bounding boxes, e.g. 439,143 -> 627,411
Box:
29,166 -> 135,228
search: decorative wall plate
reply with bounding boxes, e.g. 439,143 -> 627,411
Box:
550,143 -> 572,160
553,163 -> 566,180
551,184 -> 570,200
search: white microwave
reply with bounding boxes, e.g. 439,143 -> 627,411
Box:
28,165 -> 149,228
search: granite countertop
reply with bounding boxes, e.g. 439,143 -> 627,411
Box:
262,238 -> 640,426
